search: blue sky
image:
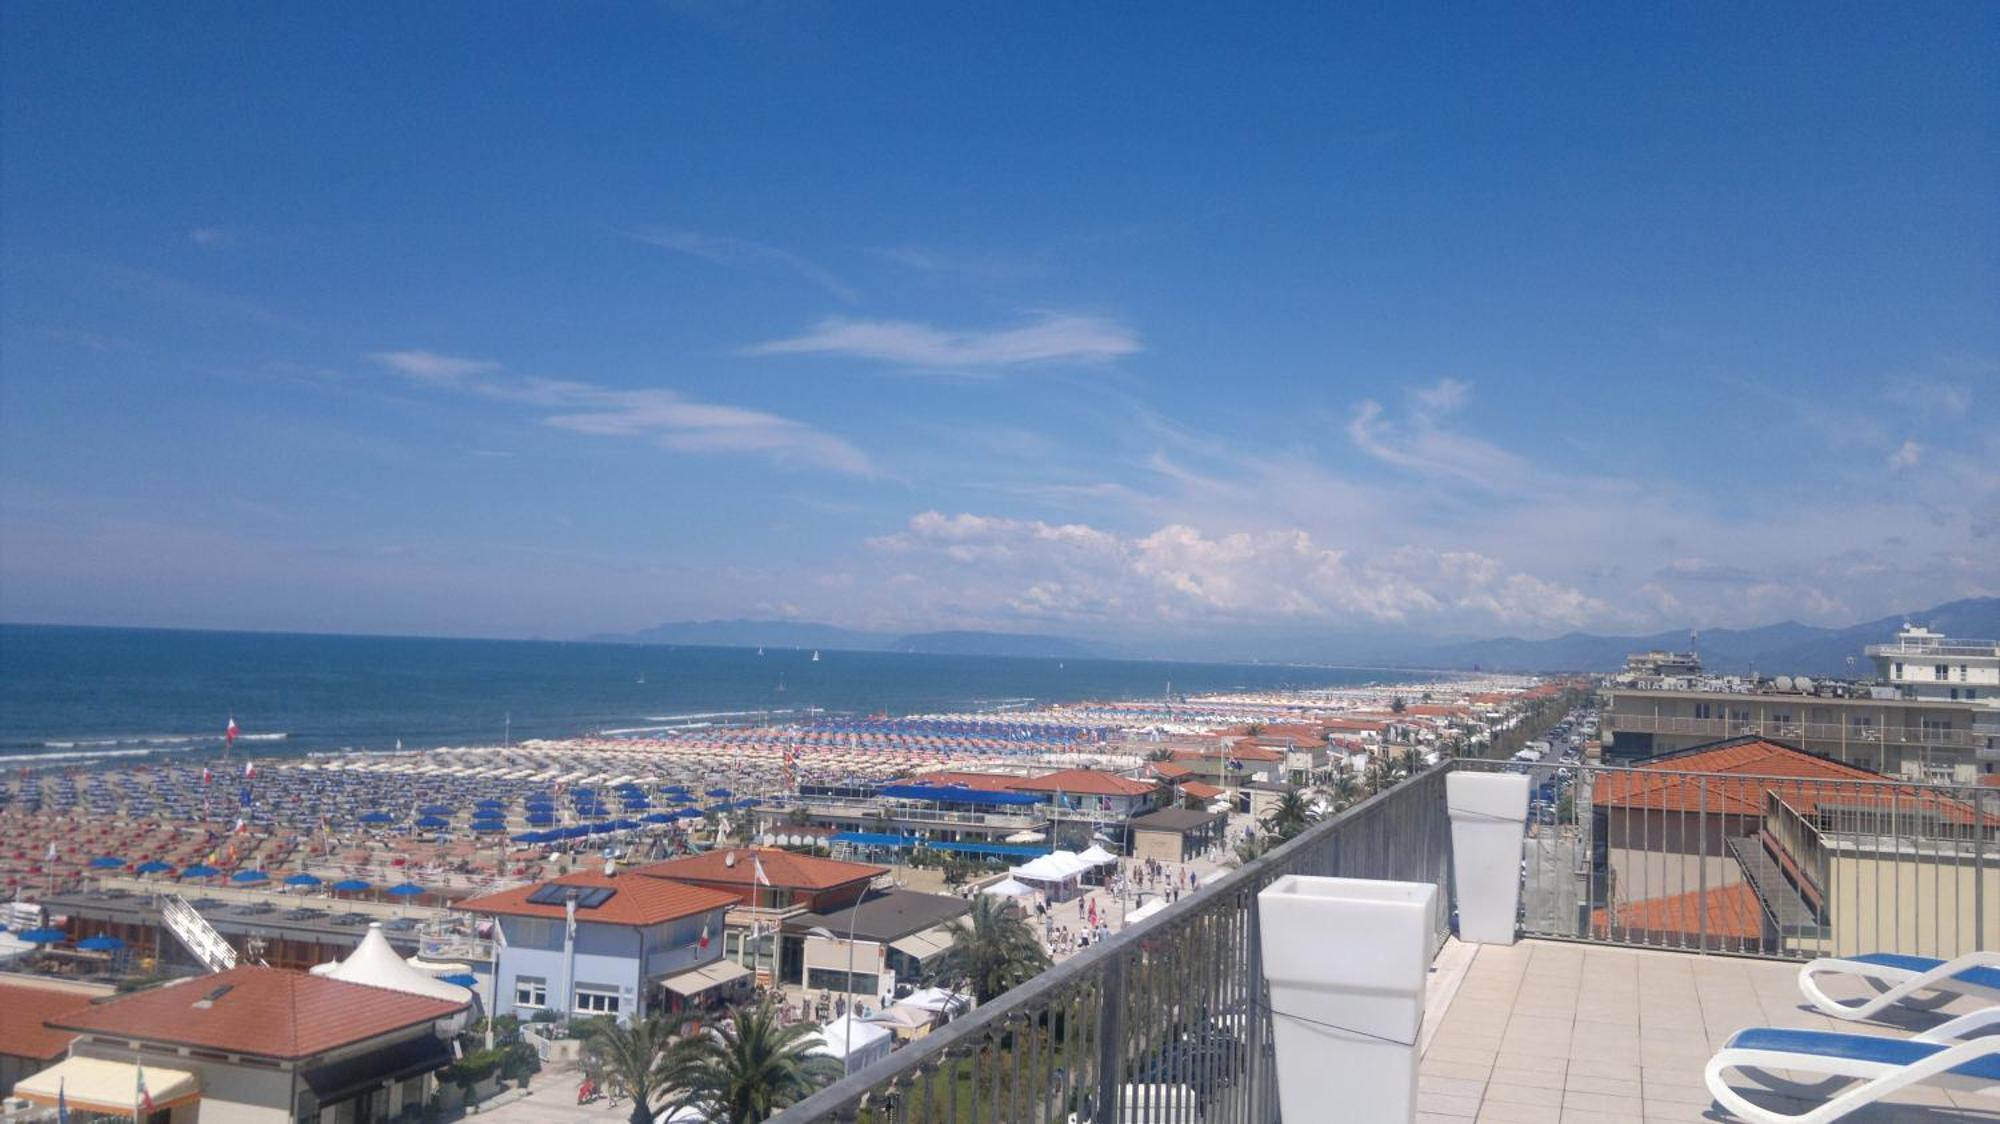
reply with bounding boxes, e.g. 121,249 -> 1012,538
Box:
2,3 -> 1994,650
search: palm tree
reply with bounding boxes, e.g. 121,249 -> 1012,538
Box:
661,1001 -> 842,1123
1329,771 -> 1363,811
578,1012 -> 676,1124
1258,786 -> 1320,842
1231,832 -> 1271,866
931,895 -> 1051,1005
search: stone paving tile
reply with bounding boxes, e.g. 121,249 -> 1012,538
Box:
1418,939 -> 2000,1124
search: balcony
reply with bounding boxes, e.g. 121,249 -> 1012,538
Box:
799,796 -> 1050,831
776,760 -> 2000,1122
1868,641 -> 1998,659
1604,712 -> 1981,751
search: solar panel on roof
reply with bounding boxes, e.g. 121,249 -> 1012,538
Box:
524,884 -> 617,908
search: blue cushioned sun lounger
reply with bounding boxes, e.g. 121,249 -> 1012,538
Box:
1799,951 -> 2000,1021
1705,1007 -> 2000,1124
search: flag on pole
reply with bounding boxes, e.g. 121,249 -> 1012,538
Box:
201,766 -> 212,785
45,839 -> 58,863
137,1059 -> 155,1115
698,923 -> 710,950
243,759 -> 256,780
752,855 -> 770,887
225,716 -> 238,748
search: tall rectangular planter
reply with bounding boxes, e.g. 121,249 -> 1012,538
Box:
1446,771 -> 1530,945
1257,875 -> 1436,1124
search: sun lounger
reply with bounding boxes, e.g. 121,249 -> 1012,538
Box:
1705,1007 -> 2000,1124
1799,951 -> 2000,1021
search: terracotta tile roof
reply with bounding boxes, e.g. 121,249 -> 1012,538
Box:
904,770 -> 1037,792
1150,762 -> 1194,779
1007,768 -> 1157,797
1595,738 -> 1995,826
1591,881 -> 1765,942
0,982 -> 93,1060
1321,718 -> 1387,733
1169,746 -> 1283,763
1180,782 -> 1226,800
456,870 -> 738,927
633,848 -> 885,891
47,966 -> 465,1059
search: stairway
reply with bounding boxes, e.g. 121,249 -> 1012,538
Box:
161,892 -> 238,972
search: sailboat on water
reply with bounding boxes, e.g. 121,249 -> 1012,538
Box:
811,650 -> 820,662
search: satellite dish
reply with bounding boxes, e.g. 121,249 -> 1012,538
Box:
1775,676 -> 1794,692
1796,676 -> 1814,693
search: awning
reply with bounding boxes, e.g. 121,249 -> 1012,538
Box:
15,1056 -> 201,1117
662,958 -> 751,997
888,928 -> 956,963
303,1035 -> 453,1105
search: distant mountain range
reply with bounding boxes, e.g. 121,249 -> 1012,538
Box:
590,619 -> 1096,659
592,597 -> 1998,676
1400,597 -> 2000,676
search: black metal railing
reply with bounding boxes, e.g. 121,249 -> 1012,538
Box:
777,765 -> 1452,1123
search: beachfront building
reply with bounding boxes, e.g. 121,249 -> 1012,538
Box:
13,964 -> 467,1123
1589,736 -> 2000,957
789,764 -> 1163,860
776,889 -> 971,1005
0,977 -> 107,1099
454,867 -> 738,1023
628,847 -> 887,986
1127,808 -> 1227,863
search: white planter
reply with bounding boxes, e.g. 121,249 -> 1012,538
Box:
1446,772 -> 1531,945
1257,875 -> 1436,1124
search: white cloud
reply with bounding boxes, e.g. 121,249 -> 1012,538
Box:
1882,373 -> 1977,417
369,351 -> 873,476
1347,380 -> 1537,493
743,313 -> 1141,370
631,230 -> 857,303
189,227 -> 233,249
865,510 -> 1615,631
1887,439 -> 1923,471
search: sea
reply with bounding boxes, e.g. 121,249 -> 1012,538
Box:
0,625 -> 1426,766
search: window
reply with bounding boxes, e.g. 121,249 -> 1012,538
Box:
1961,665 -> 1971,682
1936,664 -> 1951,681
574,985 -> 622,1015
1922,718 -> 1954,737
1693,703 -> 1713,721
509,917 -> 560,948
514,976 -> 547,1008
1895,662 -> 1905,679
1849,715 -> 1875,729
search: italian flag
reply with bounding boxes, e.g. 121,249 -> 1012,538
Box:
136,1060 -> 155,1115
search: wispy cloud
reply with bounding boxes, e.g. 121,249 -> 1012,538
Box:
1888,439 -> 1923,471
631,230 -> 857,303
1346,379 -> 1537,494
743,312 -> 1141,370
189,227 -> 234,249
368,351 -> 874,476
1882,373 -> 1976,417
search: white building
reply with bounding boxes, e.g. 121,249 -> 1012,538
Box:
1869,625 -> 2000,706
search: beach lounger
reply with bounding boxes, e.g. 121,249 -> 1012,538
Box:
1705,1007 -> 2000,1124
1799,951 -> 2000,1021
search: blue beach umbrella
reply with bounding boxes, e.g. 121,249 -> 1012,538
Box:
415,815 -> 450,829
419,804 -> 453,816
79,934 -> 125,952
90,856 -> 127,869
387,883 -> 426,898
641,813 -> 674,825
285,873 -> 322,887
180,864 -> 220,879
440,973 -> 479,987
359,811 -> 394,825
706,788 -> 732,798
135,860 -> 174,875
332,879 -> 372,893
19,927 -> 65,944
231,869 -> 269,884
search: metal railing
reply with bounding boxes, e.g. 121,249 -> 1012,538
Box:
1603,712 -> 1982,751
1483,758 -> 2000,961
777,766 -> 1452,1123
1867,641 -> 1998,658
802,798 -> 1050,831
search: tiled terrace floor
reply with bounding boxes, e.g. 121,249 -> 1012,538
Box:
1418,940 -> 2000,1124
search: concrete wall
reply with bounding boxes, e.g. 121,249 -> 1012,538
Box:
1826,852 -> 2000,960
1133,829 -> 1189,864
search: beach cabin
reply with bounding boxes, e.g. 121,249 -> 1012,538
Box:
455,866 -> 738,1023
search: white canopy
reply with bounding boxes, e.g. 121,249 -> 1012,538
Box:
900,986 -> 971,1015
1004,829 -> 1047,843
1077,844 -> 1118,865
1011,855 -> 1078,883
16,1056 -> 200,1117
312,923 -> 473,1002
813,1013 -> 892,1058
982,876 -> 1035,898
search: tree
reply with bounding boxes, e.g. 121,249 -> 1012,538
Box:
661,1002 -> 843,1124
1244,722 -> 1264,737
1329,771 -> 1363,811
1258,786 -> 1320,842
931,895 -> 1052,1005
578,1013 -> 676,1124
1231,832 -> 1272,866
1145,747 -> 1175,762
1390,696 -> 1407,714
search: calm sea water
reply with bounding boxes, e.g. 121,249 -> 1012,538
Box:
0,625 -> 1408,763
